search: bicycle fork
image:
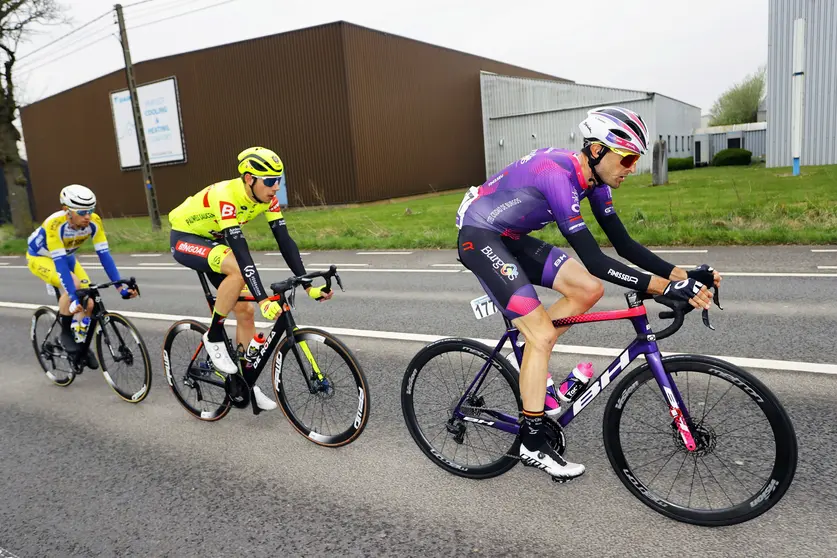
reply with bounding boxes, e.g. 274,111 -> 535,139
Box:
645,350 -> 697,452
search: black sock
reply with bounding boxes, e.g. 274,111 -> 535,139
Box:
207,309 -> 227,341
521,409 -> 545,450
59,314 -> 73,334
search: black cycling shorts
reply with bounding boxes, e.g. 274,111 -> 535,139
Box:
457,226 -> 571,320
170,230 -> 231,289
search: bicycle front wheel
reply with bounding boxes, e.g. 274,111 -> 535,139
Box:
96,312 -> 152,403
272,327 -> 370,447
603,355 -> 797,526
163,319 -> 231,421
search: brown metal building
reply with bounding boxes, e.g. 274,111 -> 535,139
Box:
20,21 -> 568,220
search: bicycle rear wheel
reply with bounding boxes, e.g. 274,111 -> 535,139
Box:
401,338 -> 521,479
163,319 -> 231,421
603,355 -> 797,526
272,327 -> 370,447
30,306 -> 75,387
96,312 -> 152,403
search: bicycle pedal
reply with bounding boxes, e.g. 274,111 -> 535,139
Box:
551,474 -> 581,484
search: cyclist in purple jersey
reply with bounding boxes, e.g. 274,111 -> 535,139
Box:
456,106 -> 722,481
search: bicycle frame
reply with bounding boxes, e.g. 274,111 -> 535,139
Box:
191,272 -> 324,393
42,282 -> 131,369
453,291 -> 698,451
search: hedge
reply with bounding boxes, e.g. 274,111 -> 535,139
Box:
712,148 -> 752,166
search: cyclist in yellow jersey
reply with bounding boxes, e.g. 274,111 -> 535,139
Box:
27,184 -> 138,366
169,147 -> 332,410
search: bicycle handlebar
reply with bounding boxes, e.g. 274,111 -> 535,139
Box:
76,277 -> 140,301
651,283 -> 722,341
269,265 -> 344,308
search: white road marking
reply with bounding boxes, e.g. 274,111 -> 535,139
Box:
0,262 -> 8,266
79,255 -> 98,258
1,265 -> 836,278
4,300 -> 835,375
650,249 -> 708,254
0,255 -> 20,259
356,251 -> 413,255
817,266 -> 837,270
432,263 -> 464,267
811,249 -> 837,252
138,262 -> 177,266
308,263 -> 369,267
130,254 -> 162,257
266,252 -> 311,256
629,264 -> 695,269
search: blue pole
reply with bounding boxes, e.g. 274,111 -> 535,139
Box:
792,157 -> 800,176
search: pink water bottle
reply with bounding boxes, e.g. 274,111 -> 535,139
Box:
556,362 -> 595,403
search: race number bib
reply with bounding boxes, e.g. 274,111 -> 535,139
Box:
455,186 -> 480,229
470,294 -> 499,320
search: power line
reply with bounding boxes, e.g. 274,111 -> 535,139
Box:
126,0 -> 241,31
123,0 -> 220,27
16,34 -> 117,78
122,0 -> 158,8
123,0 -> 205,16
17,10 -> 112,62
16,22 -> 116,71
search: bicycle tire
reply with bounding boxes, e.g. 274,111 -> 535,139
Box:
30,306 -> 75,387
96,312 -> 152,403
603,354 -> 797,526
272,327 -> 370,447
401,338 -> 521,479
162,319 -> 231,421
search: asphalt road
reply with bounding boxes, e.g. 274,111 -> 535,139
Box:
1,246 -> 836,556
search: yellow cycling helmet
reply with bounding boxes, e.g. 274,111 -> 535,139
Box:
237,146 -> 284,177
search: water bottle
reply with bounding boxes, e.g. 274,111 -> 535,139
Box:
72,316 -> 91,343
555,362 -> 595,403
245,332 -> 267,362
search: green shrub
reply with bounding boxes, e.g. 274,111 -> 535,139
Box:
712,148 -> 752,166
668,157 -> 695,171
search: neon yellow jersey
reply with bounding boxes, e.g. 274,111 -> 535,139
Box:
27,210 -> 109,258
168,178 -> 284,239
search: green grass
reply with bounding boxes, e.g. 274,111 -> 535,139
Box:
3,164 -> 836,254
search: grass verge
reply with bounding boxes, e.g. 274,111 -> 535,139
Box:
2,163 -> 835,255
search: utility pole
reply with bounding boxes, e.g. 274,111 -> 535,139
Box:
115,3 -> 161,230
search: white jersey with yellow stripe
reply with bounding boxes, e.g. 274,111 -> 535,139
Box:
27,211 -> 109,258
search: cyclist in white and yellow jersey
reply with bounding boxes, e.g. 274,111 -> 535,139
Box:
168,147 -> 332,410
27,184 -> 138,367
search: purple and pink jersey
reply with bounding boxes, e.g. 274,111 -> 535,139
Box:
456,148 -> 616,237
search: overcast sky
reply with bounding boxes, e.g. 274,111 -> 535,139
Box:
15,0 -> 768,117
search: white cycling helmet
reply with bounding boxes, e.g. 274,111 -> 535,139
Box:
60,184 -> 96,211
578,106 -> 650,155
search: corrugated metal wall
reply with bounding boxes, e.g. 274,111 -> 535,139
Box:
653,94 -> 702,160
707,130 -> 767,158
21,22 -> 356,220
340,24 -> 565,203
481,74 -> 699,177
767,0 -> 837,167
20,21 -> 571,220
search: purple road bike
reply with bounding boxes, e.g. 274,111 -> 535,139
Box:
401,290 -> 797,526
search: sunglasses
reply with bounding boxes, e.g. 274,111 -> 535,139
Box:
72,208 -> 95,216
609,146 -> 641,168
261,176 -> 283,187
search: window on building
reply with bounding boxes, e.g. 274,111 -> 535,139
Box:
675,136 -> 679,152
668,135 -> 671,152
728,137 -> 741,149
682,136 -> 685,151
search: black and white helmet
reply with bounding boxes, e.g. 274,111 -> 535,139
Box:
60,184 -> 96,211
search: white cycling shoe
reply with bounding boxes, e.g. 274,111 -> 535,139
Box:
520,440 -> 586,481
252,386 -> 278,411
202,331 -> 238,375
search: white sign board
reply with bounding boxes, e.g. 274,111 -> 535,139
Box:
110,77 -> 186,169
